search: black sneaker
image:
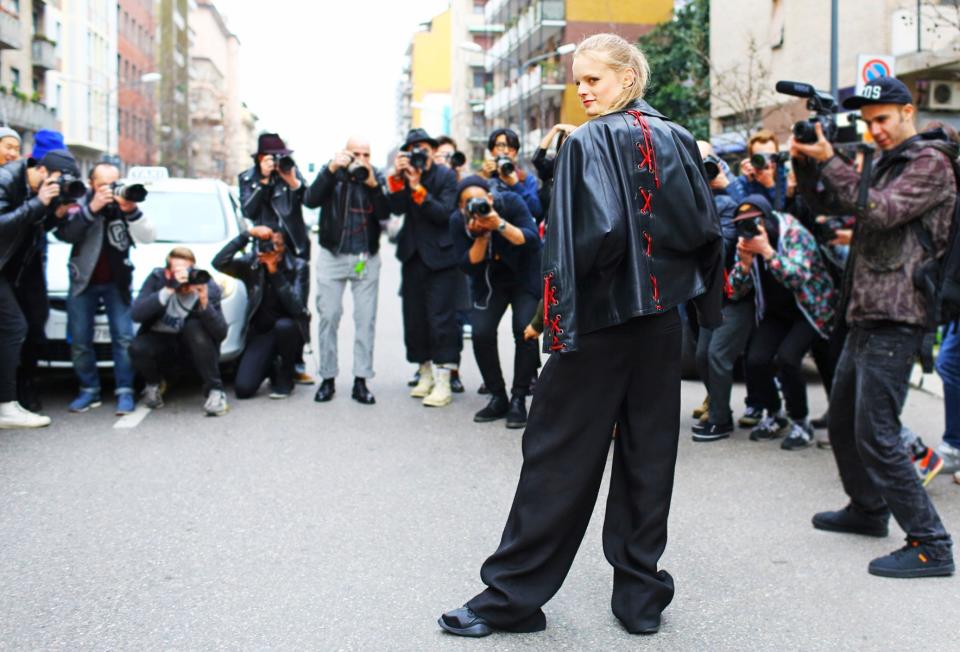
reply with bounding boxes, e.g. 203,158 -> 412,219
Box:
750,414 -> 789,441
781,420 -> 814,450
868,539 -> 955,578
812,504 -> 890,537
692,422 -> 733,442
474,393 -> 509,423
738,406 -> 764,428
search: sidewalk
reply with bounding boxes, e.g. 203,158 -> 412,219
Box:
911,364 -> 945,399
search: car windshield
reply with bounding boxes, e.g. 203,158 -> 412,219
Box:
141,190 -> 228,243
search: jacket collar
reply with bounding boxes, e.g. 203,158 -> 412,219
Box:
623,99 -> 668,121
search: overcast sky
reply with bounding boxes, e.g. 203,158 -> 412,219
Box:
214,0 -> 451,171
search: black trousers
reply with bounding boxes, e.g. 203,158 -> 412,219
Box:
467,311 -> 682,633
829,325 -> 952,557
128,321 -> 224,396
0,275 -> 27,402
3,256 -> 47,387
811,320 -> 847,400
401,255 -> 460,366
745,314 -> 819,421
695,300 -> 755,425
235,318 -> 302,399
471,282 -> 539,396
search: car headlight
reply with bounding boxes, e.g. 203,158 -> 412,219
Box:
214,273 -> 237,299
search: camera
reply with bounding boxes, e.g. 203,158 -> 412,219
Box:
812,216 -> 850,244
750,151 -> 789,171
466,197 -> 492,217
776,80 -> 840,145
496,156 -> 515,176
347,160 -> 370,183
255,236 -> 276,254
401,146 -> 430,172
735,216 -> 762,240
274,154 -> 296,174
56,174 -> 87,203
450,151 -> 466,168
110,181 -> 148,203
187,268 -> 212,285
703,154 -> 723,180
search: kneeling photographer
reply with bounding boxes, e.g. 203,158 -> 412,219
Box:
129,247 -> 228,416
729,195 -> 835,450
450,176 -> 541,428
792,76 -> 956,577
480,128 -> 543,222
213,226 -> 309,400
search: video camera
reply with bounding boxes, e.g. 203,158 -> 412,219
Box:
776,81 -> 841,144
110,180 -> 148,203
399,146 -> 430,172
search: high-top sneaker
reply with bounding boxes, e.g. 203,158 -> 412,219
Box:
423,367 -> 452,407
0,401 -> 51,429
410,363 -> 434,398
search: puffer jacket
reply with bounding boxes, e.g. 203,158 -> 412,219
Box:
542,98 -> 724,353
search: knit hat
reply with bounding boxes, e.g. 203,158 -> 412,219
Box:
39,149 -> 81,177
456,175 -> 490,199
0,126 -> 21,143
31,130 -> 66,161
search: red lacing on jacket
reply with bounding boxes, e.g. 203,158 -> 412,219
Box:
626,110 -> 660,189
650,274 -> 663,311
638,188 -> 653,215
642,231 -> 653,256
543,272 -> 565,351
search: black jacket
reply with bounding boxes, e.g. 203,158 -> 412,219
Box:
450,191 -> 542,305
238,166 -> 310,259
131,268 -> 228,341
303,166 -> 390,255
0,159 -> 51,274
543,99 -> 723,353
387,163 -> 459,270
211,233 -> 309,341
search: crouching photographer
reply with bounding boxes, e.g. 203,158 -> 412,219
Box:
450,176 -> 541,428
129,247 -> 228,416
792,76 -> 956,577
213,225 -> 309,400
728,195 -> 835,449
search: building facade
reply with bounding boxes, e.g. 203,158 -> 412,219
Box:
117,0 -> 156,169
156,0 -> 190,177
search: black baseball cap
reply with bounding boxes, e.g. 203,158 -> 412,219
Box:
39,149 -> 81,177
842,76 -> 913,110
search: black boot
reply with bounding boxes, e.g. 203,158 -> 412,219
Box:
17,376 -> 41,413
351,377 -> 375,405
313,378 -> 335,402
474,392 -> 509,423
505,394 -> 527,429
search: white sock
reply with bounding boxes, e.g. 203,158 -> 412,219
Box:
419,361 -> 433,376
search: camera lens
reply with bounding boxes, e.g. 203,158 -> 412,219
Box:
704,160 -> 720,180
450,151 -> 466,168
736,217 -> 761,240
348,163 -> 370,182
750,153 -> 770,170
466,197 -> 492,216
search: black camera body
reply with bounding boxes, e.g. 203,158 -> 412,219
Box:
703,154 -> 723,180
466,197 -> 492,216
401,147 -> 430,172
450,151 -> 466,168
750,151 -> 790,170
812,216 -> 849,244
255,236 -> 276,255
110,181 -> 148,203
187,268 -> 211,285
776,80 -> 840,144
496,156 -> 515,176
56,174 -> 87,203
275,154 -> 296,174
347,161 -> 370,183
735,216 -> 762,240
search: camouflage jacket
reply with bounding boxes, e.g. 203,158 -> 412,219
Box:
798,135 -> 958,327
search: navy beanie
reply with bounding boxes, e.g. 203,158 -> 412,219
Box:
457,175 -> 490,199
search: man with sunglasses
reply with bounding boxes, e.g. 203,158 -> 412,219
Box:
480,128 -> 543,222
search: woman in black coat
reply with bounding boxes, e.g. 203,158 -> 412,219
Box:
439,33 -> 724,638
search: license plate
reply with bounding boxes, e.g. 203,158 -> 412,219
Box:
93,325 -> 112,344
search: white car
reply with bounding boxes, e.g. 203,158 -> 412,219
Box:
42,177 -> 250,367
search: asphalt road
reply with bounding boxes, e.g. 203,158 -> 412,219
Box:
2,247 -> 958,650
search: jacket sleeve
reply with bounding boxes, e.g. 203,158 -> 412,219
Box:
125,207 -> 155,244
369,172 -> 391,223
418,169 -> 459,226
820,150 -> 956,233
304,166 -> 336,209
450,210 -> 479,274
765,222 -> 815,291
728,254 -> 755,300
501,192 -> 540,250
0,185 -> 47,245
212,232 -> 253,282
240,176 -> 270,221
53,200 -> 99,244
195,281 -> 228,341
514,173 -> 543,220
386,175 -> 410,215
130,272 -> 168,324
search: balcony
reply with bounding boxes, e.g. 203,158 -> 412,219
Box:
32,37 -> 56,71
0,11 -> 22,50
0,93 -> 57,132
484,64 -> 565,118
468,87 -> 486,104
486,0 -> 565,68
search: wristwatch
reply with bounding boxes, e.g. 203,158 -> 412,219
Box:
497,219 -> 507,233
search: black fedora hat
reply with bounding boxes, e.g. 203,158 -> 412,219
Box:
401,128 -> 439,151
256,132 -> 292,156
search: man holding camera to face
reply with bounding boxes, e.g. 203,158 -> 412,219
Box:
450,176 -> 541,428
731,130 -> 790,210
388,128 -> 461,407
0,149 -> 79,428
213,225 -> 309,400
55,161 -> 154,416
480,128 -> 543,222
129,247 -> 228,416
304,136 -> 389,405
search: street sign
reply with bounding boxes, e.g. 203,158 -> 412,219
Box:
855,54 -> 896,95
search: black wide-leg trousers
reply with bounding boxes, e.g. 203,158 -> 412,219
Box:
467,310 -> 682,633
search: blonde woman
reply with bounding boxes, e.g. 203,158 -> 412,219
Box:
439,34 -> 724,637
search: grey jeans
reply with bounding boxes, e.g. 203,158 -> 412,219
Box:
315,248 -> 380,380
695,300 -> 755,425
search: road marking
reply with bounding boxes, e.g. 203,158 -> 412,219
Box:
114,405 -> 151,429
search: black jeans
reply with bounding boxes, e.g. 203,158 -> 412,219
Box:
235,317 -> 302,399
811,320 -> 847,400
696,300 -> 755,425
4,255 -> 47,386
471,282 -> 539,396
128,320 -> 224,396
828,324 -> 952,557
467,311 -> 682,633
401,255 -> 460,366
0,275 -> 27,402
746,314 -> 819,421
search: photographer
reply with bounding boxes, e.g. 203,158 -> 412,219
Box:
793,76 -> 955,577
731,130 -> 789,210
434,135 -> 468,181
531,124 -> 575,224
480,128 -> 543,222
728,195 -> 835,450
213,226 -> 309,400
304,136 -> 389,405
0,150 -> 72,428
0,127 -> 20,164
55,161 -> 153,416
450,176 -> 541,429
129,247 -> 228,416
387,128 -> 460,408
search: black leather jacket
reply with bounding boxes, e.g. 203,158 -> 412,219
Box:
238,166 -> 310,259
0,159 -> 51,274
303,165 -> 390,256
542,99 -> 723,353
212,232 -> 310,342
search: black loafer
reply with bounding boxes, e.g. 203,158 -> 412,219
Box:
474,393 -> 509,422
351,378 -> 376,405
314,379 -> 335,403
438,607 -> 493,638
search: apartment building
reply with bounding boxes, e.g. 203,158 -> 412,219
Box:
117,0 -> 156,168
156,0 -> 190,177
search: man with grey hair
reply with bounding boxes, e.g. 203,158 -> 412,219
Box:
304,136 -> 389,405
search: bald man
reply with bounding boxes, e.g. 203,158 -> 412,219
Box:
304,137 -> 390,405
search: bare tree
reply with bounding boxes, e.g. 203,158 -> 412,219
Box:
709,35 -> 785,144
898,0 -> 960,52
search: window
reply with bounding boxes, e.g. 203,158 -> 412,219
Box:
10,68 -> 20,89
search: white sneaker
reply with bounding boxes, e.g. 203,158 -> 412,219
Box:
203,390 -> 229,416
410,363 -> 434,398
937,441 -> 960,473
0,401 -> 51,429
423,368 -> 452,407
